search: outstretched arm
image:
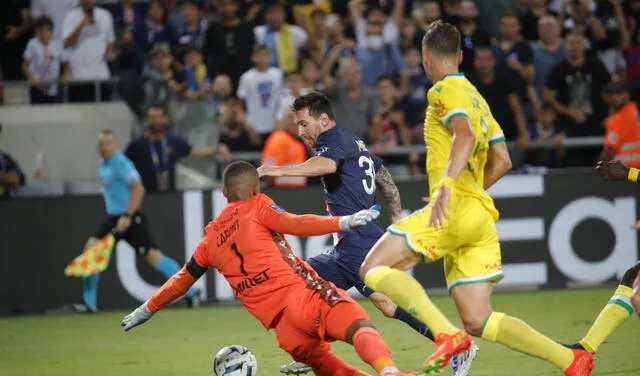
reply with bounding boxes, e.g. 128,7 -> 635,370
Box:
375,165 -> 402,223
258,156 -> 337,178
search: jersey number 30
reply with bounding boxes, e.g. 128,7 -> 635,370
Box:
358,156 -> 376,195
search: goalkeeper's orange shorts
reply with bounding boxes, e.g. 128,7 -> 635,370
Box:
273,287 -> 370,362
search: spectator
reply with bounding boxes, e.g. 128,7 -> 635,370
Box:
592,0 -> 629,80
62,0 -> 116,102
254,3 -> 308,74
370,75 -> 411,153
302,10 -> 332,67
600,82 -> 640,167
22,16 -> 70,104
175,0 -> 207,57
526,102 -> 565,167
413,0 -> 442,34
349,0 -> 404,47
125,105 -> 231,192
403,47 -> 430,133
355,19 -> 406,88
275,71 -> 312,122
493,12 -> 535,128
204,0 -> 254,89
1,0 -> 31,82
545,32 -> 611,137
301,59 -> 323,91
468,47 -> 529,150
143,44 -> 185,114
555,0 -> 606,52
532,15 -> 566,100
400,18 -> 422,52
0,124 -> 26,201
109,0 -> 145,33
218,98 -> 262,152
305,13 -> 356,69
207,74 -> 234,125
31,0 -> 77,41
163,0 -> 184,31
322,55 -> 377,141
261,112 -> 308,188
518,0 -> 548,42
441,0 -> 461,26
293,2 -> 331,34
457,0 -> 492,74
184,47 -> 208,100
132,0 -> 177,57
624,0 -> 640,89
237,45 -> 284,141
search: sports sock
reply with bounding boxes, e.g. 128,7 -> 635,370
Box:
309,351 -> 363,376
82,273 -> 100,310
580,285 -> 634,353
393,307 -> 435,341
154,255 -> 198,297
481,312 -> 574,371
352,327 -> 398,375
364,266 -> 457,336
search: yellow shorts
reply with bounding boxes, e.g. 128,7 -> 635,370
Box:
388,195 -> 504,292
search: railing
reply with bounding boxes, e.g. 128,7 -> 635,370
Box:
3,78 -> 122,104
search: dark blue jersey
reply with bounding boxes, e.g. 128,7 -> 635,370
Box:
315,126 -> 385,252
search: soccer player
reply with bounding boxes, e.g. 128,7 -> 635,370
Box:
73,131 -> 199,312
563,159 -> 640,353
121,161 -> 413,376
358,21 -> 594,375
257,92 -> 477,375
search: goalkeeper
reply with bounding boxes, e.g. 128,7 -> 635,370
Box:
71,131 -> 199,313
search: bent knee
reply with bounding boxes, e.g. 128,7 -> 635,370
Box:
369,293 -> 396,318
462,316 -> 488,337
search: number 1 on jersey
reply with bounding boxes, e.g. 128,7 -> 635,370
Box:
231,242 -> 249,276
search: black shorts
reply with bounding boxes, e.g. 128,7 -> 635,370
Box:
93,212 -> 157,256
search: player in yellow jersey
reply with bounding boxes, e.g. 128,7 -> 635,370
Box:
359,21 -> 595,376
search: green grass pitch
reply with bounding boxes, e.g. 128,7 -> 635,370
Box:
1,288 -> 638,376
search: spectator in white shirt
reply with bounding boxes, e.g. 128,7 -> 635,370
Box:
237,45 -> 284,141
348,0 -> 405,47
62,0 -> 116,102
274,71 -> 312,122
254,3 -> 308,74
31,0 -> 78,41
22,16 -> 70,104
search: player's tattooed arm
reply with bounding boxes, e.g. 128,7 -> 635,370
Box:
375,166 -> 402,223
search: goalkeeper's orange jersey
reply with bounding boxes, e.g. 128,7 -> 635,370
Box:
191,193 -> 345,329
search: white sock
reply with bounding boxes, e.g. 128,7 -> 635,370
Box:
379,366 -> 400,375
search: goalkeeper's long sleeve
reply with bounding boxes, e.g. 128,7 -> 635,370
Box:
258,195 -> 341,236
147,266 -> 197,312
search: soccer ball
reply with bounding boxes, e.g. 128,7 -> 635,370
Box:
213,345 -> 258,376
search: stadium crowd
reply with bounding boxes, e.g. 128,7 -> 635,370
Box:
2,0 -> 640,190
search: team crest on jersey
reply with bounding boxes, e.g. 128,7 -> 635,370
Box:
269,204 -> 286,212
433,100 -> 446,116
315,146 -> 329,156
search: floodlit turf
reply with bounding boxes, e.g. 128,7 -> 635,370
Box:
0,288 -> 638,376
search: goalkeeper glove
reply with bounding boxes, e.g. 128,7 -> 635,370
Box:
339,205 -> 381,231
121,302 -> 153,332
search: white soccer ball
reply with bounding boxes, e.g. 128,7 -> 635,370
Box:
213,345 -> 258,376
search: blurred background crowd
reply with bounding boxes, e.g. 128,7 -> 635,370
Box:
2,0 -> 640,192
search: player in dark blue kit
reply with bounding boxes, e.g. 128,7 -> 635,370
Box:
258,92 -> 477,376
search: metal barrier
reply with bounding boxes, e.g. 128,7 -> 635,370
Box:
3,78 -> 122,104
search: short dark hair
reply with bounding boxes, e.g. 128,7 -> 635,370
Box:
99,129 -> 115,136
376,75 -> 397,87
291,92 -> 335,120
145,104 -> 165,116
253,44 -> 269,54
34,16 -> 54,31
223,161 -> 258,188
422,21 -> 461,56
540,102 -> 555,113
185,46 -> 202,56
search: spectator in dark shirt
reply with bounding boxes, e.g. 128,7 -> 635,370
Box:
218,98 -> 262,152
370,75 -> 411,152
526,102 -> 566,167
125,105 -> 231,192
545,32 -> 611,137
441,0 -> 461,26
518,0 -> 549,42
204,0 -> 255,89
175,0 -> 207,59
494,11 -> 536,127
403,47 -> 430,132
142,44 -> 185,115
0,124 -> 26,200
591,0 -> 629,80
414,0 -> 441,43
109,0 -> 145,33
457,0 -> 492,74
468,47 -> 529,150
0,0 -> 31,81
133,0 -> 177,56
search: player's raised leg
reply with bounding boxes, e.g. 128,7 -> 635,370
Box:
566,261 -> 639,353
361,232 -> 472,374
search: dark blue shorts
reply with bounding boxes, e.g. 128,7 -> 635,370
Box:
307,247 -> 374,297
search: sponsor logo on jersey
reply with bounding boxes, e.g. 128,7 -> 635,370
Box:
234,268 -> 271,294
216,219 -> 240,246
433,100 -> 447,116
269,204 -> 286,212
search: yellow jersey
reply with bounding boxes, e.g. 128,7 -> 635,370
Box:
424,73 -> 505,221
